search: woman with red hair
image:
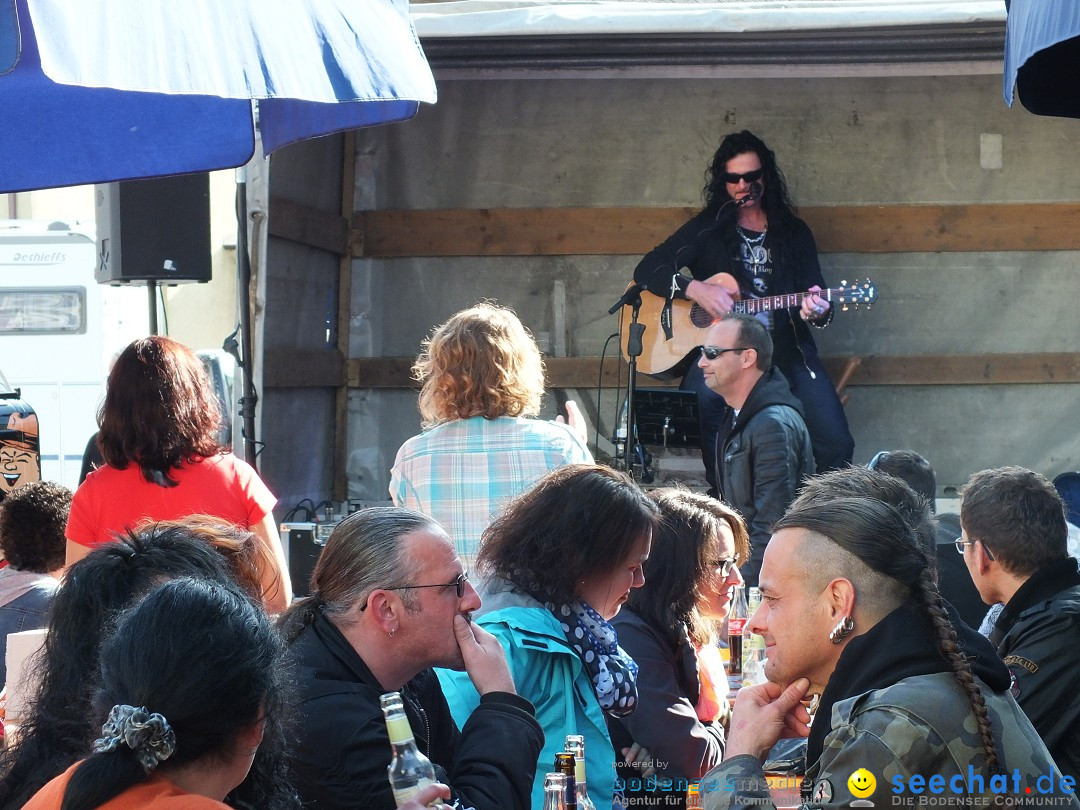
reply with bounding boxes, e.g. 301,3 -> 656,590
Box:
65,336 -> 290,612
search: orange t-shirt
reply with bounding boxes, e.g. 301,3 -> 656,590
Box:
66,453 -> 276,548
23,761 -> 229,809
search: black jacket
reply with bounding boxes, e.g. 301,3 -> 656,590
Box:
608,608 -> 725,809
990,559 -> 1080,785
715,367 -> 813,585
287,610 -> 544,810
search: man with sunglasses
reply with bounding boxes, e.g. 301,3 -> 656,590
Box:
633,129 -> 853,492
959,466 -> 1080,784
283,507 -> 543,810
698,314 -> 812,586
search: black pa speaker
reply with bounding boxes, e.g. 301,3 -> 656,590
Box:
95,173 -> 212,285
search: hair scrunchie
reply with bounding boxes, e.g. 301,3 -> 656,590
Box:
92,704 -> 177,773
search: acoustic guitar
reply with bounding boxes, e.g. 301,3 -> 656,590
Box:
619,272 -> 876,379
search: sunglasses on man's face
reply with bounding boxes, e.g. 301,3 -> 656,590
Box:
722,168 -> 764,185
700,345 -> 747,360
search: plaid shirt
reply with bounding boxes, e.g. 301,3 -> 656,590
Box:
390,415 -> 592,570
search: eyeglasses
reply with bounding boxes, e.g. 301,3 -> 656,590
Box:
722,168 -> 764,185
711,557 -> 738,578
360,571 -> 469,610
954,537 -> 995,562
701,345 -> 747,360
867,450 -> 891,471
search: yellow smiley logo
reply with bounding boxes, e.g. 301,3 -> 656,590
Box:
848,769 -> 876,798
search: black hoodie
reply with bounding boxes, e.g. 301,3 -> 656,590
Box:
714,366 -> 814,585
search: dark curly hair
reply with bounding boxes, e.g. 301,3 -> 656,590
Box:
703,130 -> 795,216
97,336 -> 224,487
476,464 -> 660,607
702,130 -> 801,270
0,481 -> 71,572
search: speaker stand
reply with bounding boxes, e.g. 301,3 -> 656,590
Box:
147,279 -> 159,335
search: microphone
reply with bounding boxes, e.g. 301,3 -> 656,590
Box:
608,283 -> 647,315
736,181 -> 763,206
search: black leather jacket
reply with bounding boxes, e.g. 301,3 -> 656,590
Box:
715,367 -> 814,585
286,610 -> 544,810
991,559 -> 1080,785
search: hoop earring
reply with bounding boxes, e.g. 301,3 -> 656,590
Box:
829,616 -> 854,644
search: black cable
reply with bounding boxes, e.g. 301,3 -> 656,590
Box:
596,331 -> 622,463
282,498 -> 317,522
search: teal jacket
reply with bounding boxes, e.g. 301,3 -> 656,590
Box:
438,579 -> 616,810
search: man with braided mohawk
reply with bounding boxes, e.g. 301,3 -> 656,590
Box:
700,497 -> 1078,810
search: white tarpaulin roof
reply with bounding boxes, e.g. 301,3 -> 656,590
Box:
412,0 -> 1006,38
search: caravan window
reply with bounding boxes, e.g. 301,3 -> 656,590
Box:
0,288 -> 86,334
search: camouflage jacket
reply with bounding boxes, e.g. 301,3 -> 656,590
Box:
700,673 -> 1080,810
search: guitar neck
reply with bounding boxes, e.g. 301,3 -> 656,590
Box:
733,288 -> 835,315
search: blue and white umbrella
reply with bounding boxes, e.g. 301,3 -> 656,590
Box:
1004,0 -> 1080,118
0,0 -> 437,192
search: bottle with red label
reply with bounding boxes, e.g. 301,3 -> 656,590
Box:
727,584 -> 747,677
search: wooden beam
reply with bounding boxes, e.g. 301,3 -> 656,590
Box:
354,203 -> 1080,258
269,196 -> 351,256
824,353 -> 1080,386
354,207 -> 696,258
264,347 -> 346,389
806,204 -> 1080,254
347,353 -> 1080,390
348,356 -> 418,389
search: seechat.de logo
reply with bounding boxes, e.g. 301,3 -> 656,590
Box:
849,768 -> 877,807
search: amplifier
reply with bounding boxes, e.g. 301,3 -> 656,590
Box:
281,521 -> 338,598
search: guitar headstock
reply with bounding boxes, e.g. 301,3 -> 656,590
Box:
835,279 -> 876,311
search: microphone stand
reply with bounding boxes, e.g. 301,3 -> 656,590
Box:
611,288 -> 652,482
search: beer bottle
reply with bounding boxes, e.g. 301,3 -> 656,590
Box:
742,587 -> 766,687
727,584 -> 748,677
554,752 -> 578,810
380,692 -> 443,807
543,773 -> 569,810
564,735 -> 597,810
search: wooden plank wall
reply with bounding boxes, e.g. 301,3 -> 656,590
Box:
355,203 -> 1080,257
269,199 -> 1080,390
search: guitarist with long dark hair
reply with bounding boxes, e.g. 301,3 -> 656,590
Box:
633,130 -> 854,489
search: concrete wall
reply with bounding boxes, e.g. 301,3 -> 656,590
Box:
331,71 -> 1080,499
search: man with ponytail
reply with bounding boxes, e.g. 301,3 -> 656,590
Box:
699,497 -> 1077,810
279,506 -> 543,810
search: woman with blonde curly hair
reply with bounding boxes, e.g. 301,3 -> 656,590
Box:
390,303 -> 591,569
